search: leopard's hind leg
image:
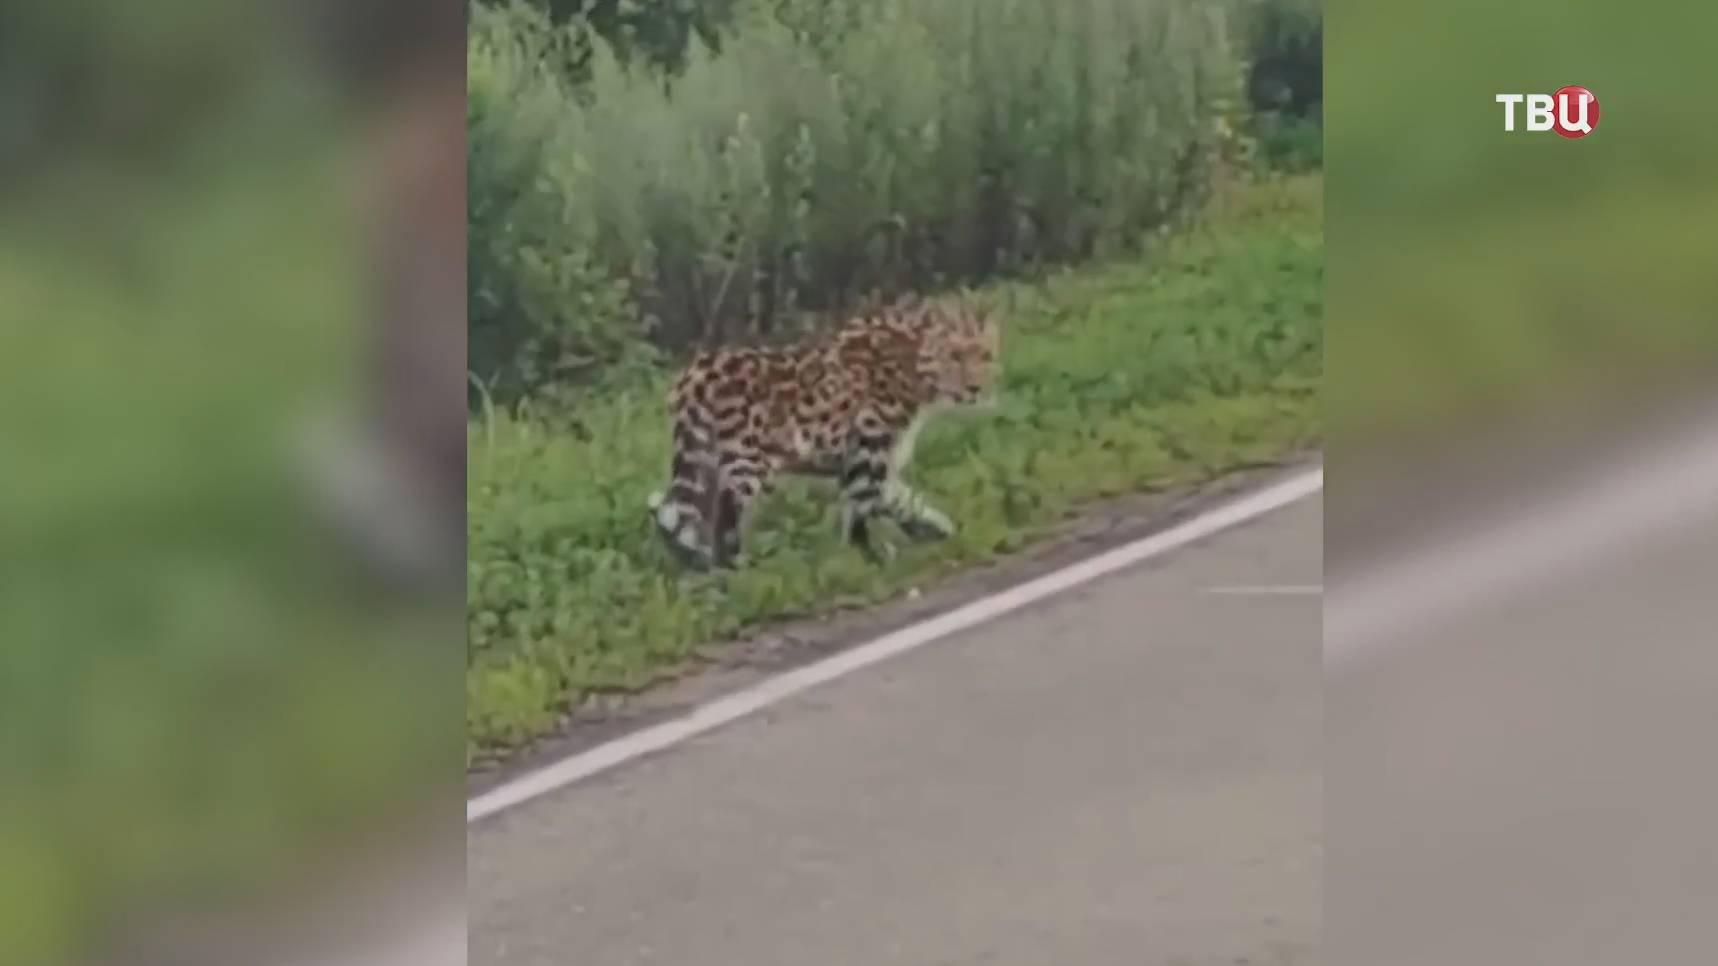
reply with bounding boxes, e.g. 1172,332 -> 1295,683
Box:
711,449 -> 776,569
650,418 -> 719,570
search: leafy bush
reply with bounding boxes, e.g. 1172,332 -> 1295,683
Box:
470,0 -> 743,82
1252,111 -> 1322,172
468,0 -> 1249,398
468,3 -> 661,400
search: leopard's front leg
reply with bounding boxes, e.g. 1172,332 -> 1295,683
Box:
840,415 -> 954,564
879,412 -> 954,542
840,446 -> 894,564
887,480 -> 955,542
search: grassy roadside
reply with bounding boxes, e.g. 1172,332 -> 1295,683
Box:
467,174 -> 1323,763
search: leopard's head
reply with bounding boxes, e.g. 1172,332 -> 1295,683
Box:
922,299 -> 1003,408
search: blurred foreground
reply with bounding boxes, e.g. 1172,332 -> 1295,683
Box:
1328,0 -> 1718,961
0,1 -> 464,963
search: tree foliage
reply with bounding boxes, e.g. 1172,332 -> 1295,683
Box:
470,0 -> 741,81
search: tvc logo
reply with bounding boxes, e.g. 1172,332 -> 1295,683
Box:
1495,87 -> 1599,138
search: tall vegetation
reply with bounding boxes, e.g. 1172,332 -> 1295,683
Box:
468,0 -> 1258,401
469,0 -> 743,81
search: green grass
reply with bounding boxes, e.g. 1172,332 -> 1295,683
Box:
467,174 -> 1323,763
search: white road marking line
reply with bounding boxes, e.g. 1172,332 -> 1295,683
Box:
1326,415 -> 1718,667
1205,584 -> 1323,596
468,466 -> 1322,824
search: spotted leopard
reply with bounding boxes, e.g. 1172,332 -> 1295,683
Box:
649,295 -> 1002,569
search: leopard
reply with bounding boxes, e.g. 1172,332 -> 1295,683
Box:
648,294 -> 1002,570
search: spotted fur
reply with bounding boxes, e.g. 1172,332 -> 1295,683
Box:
649,295 -> 1002,569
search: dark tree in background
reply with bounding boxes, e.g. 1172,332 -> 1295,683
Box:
1245,2 -> 1322,119
1234,0 -> 1321,171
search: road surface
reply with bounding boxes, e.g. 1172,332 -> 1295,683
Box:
470,493 -> 1322,965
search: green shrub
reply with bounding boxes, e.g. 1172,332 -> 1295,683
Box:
469,0 -> 1249,398
468,3 -> 661,401
1253,111 -> 1323,172
470,0 -> 744,82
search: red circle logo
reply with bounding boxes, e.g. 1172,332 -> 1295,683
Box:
1552,86 -> 1599,139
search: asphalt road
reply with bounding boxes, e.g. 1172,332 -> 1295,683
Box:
470,494 -> 1322,966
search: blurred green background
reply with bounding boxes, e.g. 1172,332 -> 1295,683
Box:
1328,0 -> 1718,455
0,1 -> 462,962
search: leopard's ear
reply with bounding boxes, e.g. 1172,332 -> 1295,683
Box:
977,303 -> 1003,354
